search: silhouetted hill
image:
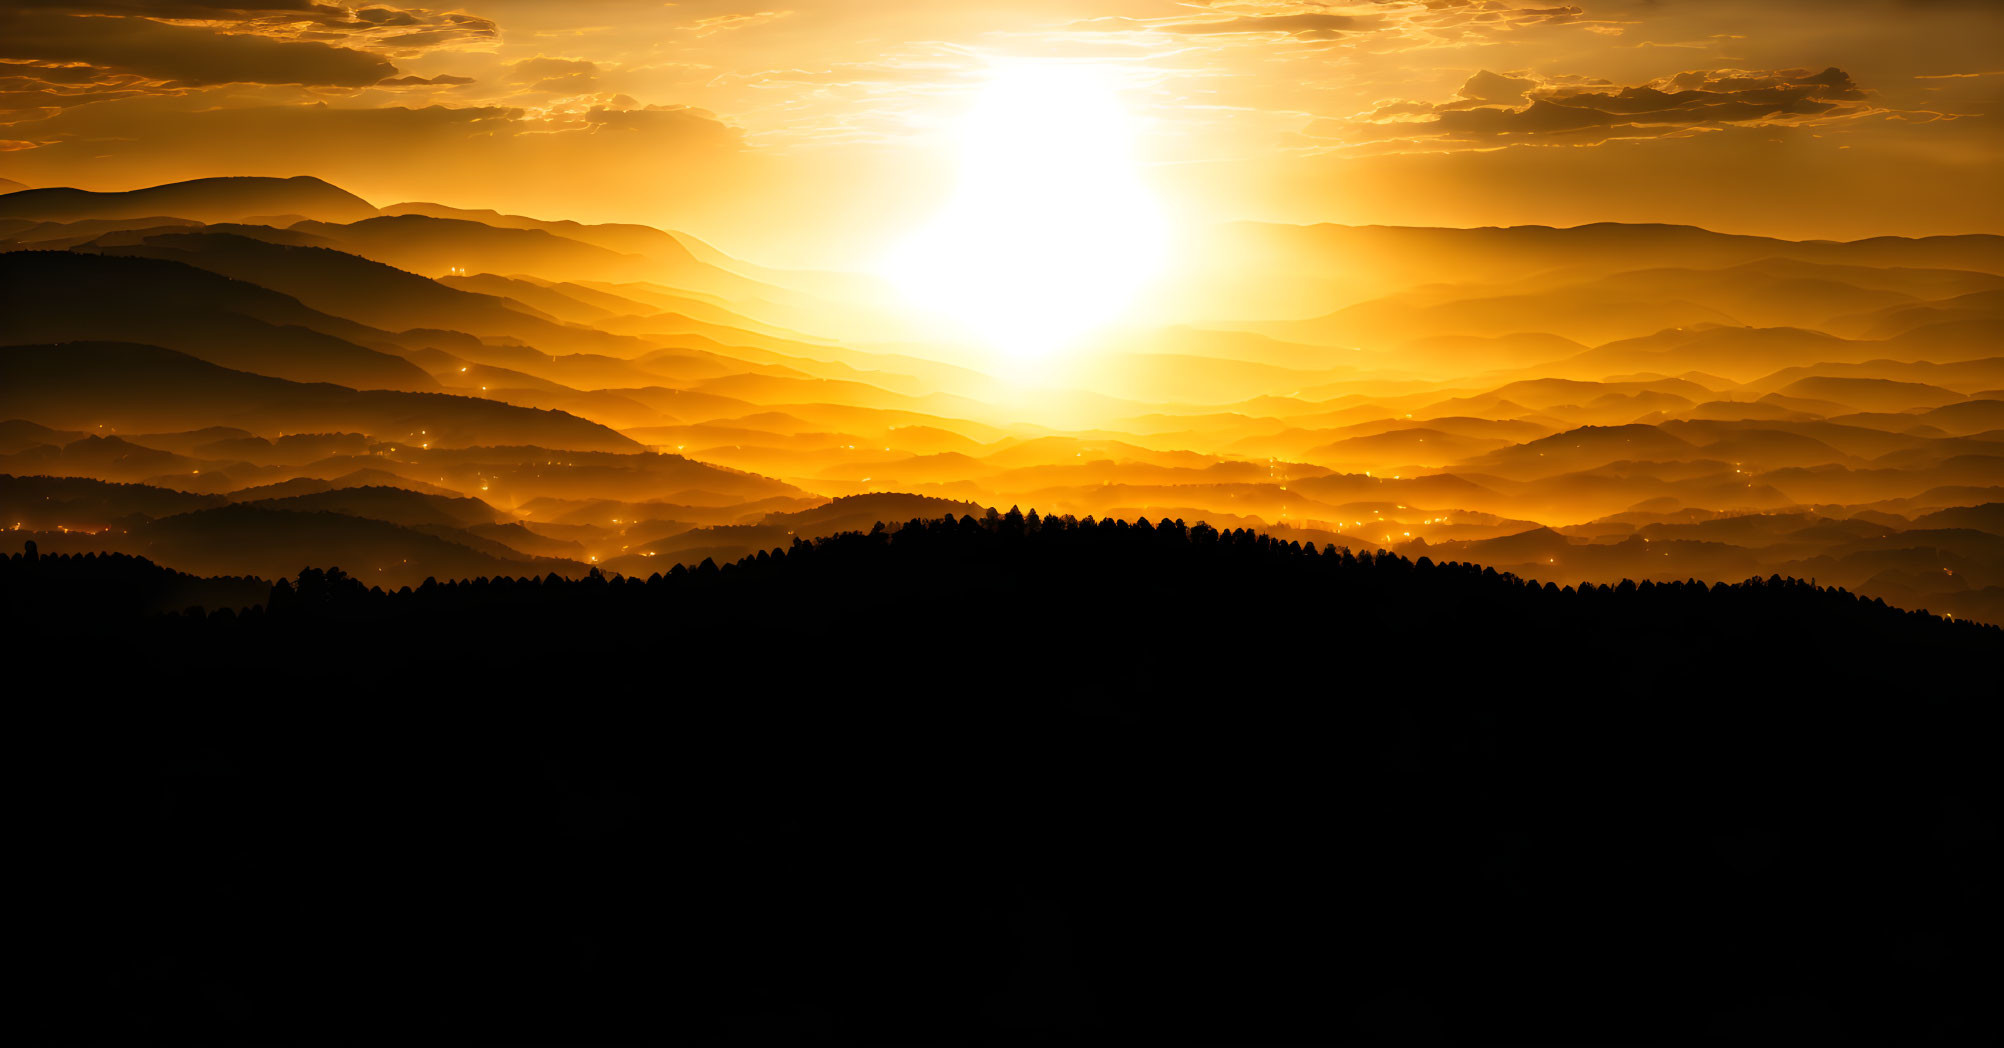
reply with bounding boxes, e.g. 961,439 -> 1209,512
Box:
0,251 -> 435,391
604,492 -> 986,571
0,175 -> 375,224
2,543 -> 266,617
9,514 -> 1998,1042
0,342 -> 641,451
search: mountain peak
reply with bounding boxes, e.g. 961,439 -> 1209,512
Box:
0,175 -> 377,224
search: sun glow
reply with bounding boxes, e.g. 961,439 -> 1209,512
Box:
880,62 -> 1169,363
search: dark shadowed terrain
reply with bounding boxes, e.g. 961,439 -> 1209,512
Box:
12,513 -> 1999,1043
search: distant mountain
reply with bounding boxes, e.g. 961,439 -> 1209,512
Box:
1424,376 -> 1715,416
1554,325 -> 1919,383
768,491 -> 987,533
0,473 -> 227,528
1263,256 -> 2001,352
1455,423 -> 1700,479
436,272 -> 618,322
137,503 -> 580,585
228,469 -> 460,499
84,230 -> 651,356
6,434 -> 202,483
1740,358 -> 2004,395
0,177 -> 27,194
1386,332 -> 1590,372
379,200 -> 697,256
239,485 -> 502,529
498,276 -> 824,345
0,215 -> 204,249
1306,428 -> 1513,468
1772,376 -> 1967,412
289,214 -> 717,288
1899,399 -> 2004,435
1185,222 -> 2004,321
381,200 -> 875,304
0,342 -> 641,452
1913,502 -> 2004,534
1268,283 -> 1740,348
0,419 -> 83,454
1825,287 -> 2004,339
0,176 -> 376,224
1,251 -> 434,391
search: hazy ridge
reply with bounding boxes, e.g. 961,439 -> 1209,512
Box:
4,174 -> 2000,621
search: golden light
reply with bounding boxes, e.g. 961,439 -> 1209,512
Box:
879,61 -> 1168,363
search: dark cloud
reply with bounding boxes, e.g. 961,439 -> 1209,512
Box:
376,73 -> 473,87
0,10 -> 395,88
1457,69 -> 1538,104
2,2 -> 337,13
353,7 -> 423,27
1538,67 -> 1864,119
1162,13 -> 1376,40
1335,65 -> 1880,148
1071,1 -> 1614,47
6,96 -> 743,169
0,2 -> 499,53
1435,97 -> 1619,134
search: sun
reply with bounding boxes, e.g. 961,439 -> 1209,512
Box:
880,62 -> 1170,364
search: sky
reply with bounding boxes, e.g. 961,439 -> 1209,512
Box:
2,0 -> 2000,265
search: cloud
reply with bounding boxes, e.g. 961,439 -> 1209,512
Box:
0,10 -> 395,88
0,2 -> 501,57
583,104 -> 732,135
683,11 -> 796,37
1160,13 -> 1375,40
509,56 -> 600,93
3,2 -> 335,14
1061,1 -> 1623,54
1457,70 -> 1538,105
1315,65 -> 1894,153
376,73 -> 474,87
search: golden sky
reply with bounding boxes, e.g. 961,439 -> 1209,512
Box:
3,1 -> 2000,264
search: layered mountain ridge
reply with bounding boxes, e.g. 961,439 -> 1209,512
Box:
5,174 -> 2000,620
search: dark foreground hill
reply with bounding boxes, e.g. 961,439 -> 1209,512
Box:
10,513 -> 1999,1043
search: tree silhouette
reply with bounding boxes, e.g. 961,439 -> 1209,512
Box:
6,517 -> 2000,1043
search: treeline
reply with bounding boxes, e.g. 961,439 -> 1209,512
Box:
7,508 -> 1996,676
11,511 -> 2000,1043
1,542 -> 266,621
